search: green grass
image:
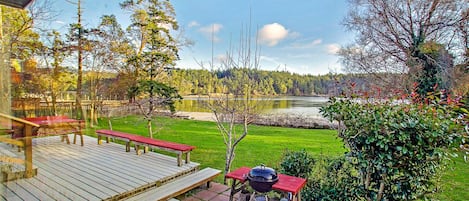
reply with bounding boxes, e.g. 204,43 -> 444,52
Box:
88,115 -> 345,170
86,115 -> 468,200
430,155 -> 469,200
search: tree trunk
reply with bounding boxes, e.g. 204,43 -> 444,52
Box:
75,0 -> 83,120
108,117 -> 113,130
147,119 -> 153,138
51,93 -> 57,116
377,180 -> 385,200
223,146 -> 234,184
90,102 -> 94,127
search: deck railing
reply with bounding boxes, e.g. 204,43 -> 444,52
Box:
0,112 -> 39,181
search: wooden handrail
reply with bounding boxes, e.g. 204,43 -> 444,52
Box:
0,113 -> 40,127
0,112 -> 38,179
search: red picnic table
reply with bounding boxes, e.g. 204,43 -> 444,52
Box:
22,116 -> 85,146
225,167 -> 307,201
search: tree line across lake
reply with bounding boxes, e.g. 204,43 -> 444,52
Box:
91,68 -> 376,100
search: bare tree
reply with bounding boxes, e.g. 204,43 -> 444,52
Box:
340,0 -> 468,92
201,23 -> 264,184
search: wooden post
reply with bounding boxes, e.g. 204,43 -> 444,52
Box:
24,124 -> 33,178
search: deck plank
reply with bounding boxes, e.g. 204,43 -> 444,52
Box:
0,135 -> 200,200
32,160 -> 103,200
127,168 -> 221,201
36,146 -> 151,184
4,182 -> 39,201
43,142 -> 166,183
5,180 -> 49,200
24,176 -> 84,201
35,155 -> 126,195
0,183 -> 23,201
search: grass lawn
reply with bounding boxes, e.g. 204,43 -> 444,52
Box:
86,115 -> 468,200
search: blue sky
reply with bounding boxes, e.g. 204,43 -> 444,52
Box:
49,0 -> 353,75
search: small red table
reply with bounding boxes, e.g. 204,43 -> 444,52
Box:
22,116 -> 84,146
225,167 -> 307,201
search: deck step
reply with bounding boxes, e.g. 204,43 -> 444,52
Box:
126,167 -> 221,201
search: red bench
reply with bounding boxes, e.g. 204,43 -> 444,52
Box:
96,129 -> 133,152
96,129 -> 196,166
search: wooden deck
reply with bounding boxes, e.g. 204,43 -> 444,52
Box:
0,135 -> 200,201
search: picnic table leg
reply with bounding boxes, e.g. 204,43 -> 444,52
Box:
63,135 -> 70,144
177,154 -> 182,167
97,135 -> 102,145
290,192 -> 300,201
229,180 -> 236,201
73,132 -> 84,146
185,152 -> 190,164
125,142 -> 130,152
135,144 -> 142,155
229,180 -> 245,201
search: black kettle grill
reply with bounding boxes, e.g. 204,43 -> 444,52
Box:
246,164 -> 279,193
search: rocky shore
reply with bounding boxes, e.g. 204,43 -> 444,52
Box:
173,111 -> 336,129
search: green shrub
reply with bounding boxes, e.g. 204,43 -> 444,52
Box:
320,97 -> 463,200
279,149 -> 314,178
307,156 -> 364,201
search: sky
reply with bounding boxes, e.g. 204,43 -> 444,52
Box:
47,0 -> 354,75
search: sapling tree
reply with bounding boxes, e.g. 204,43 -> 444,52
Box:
201,24 -> 265,183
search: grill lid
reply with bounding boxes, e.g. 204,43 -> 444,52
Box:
247,164 -> 278,182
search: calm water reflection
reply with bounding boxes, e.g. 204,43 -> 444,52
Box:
175,96 -> 329,117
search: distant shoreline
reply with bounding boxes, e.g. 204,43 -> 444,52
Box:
173,111 -> 335,129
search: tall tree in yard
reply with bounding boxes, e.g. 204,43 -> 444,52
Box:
1,4 -> 42,116
36,31 -> 75,115
340,0 -> 468,96
82,15 -> 131,127
121,0 -> 181,138
65,0 -> 85,119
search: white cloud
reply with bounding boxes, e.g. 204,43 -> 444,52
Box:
188,21 -> 200,28
198,23 -> 223,42
326,43 -> 341,54
288,31 -> 301,39
258,23 -> 289,47
55,20 -> 65,24
311,39 -> 322,46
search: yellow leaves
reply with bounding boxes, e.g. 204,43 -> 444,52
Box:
23,58 -> 37,72
418,41 -> 444,56
10,59 -> 21,72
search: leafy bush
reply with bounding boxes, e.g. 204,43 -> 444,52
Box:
279,152 -> 363,200
320,97 -> 462,200
306,156 -> 364,201
279,149 -> 314,179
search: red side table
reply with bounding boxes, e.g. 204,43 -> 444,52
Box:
225,167 -> 307,201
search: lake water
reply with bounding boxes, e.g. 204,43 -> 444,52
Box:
175,96 -> 330,118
